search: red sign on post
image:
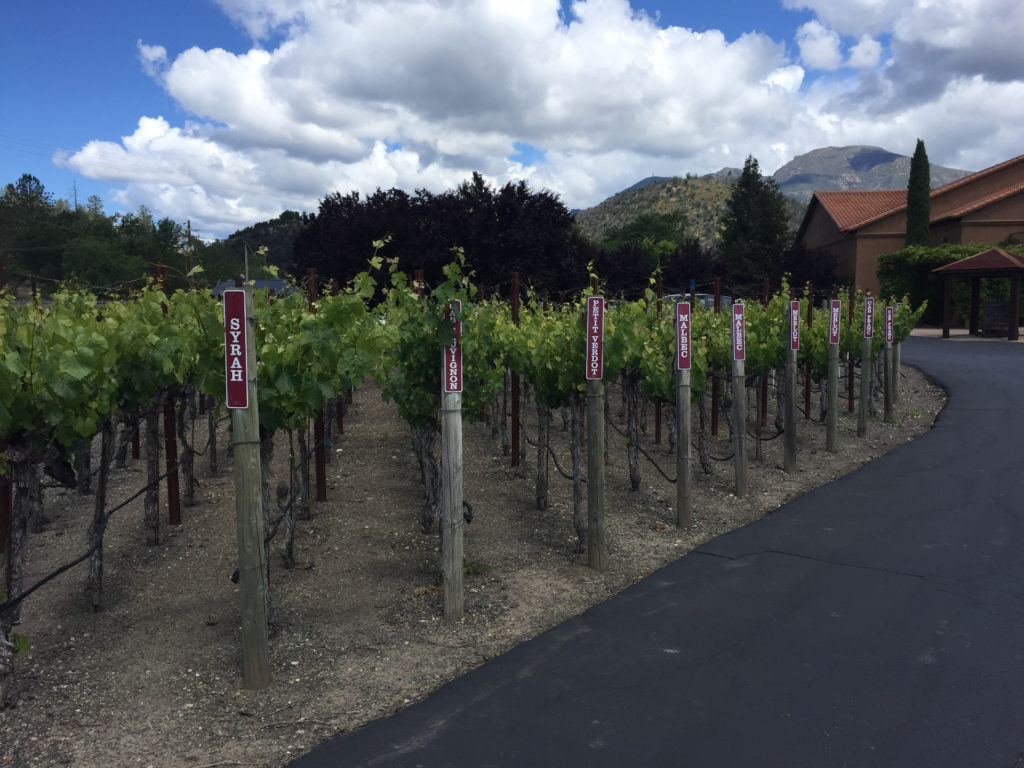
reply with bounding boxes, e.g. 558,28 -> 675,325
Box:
443,301 -> 462,393
676,302 -> 691,370
223,289 -> 249,409
586,296 -> 604,380
885,306 -> 895,344
790,300 -> 800,351
864,296 -> 875,338
732,303 -> 745,361
829,299 -> 842,345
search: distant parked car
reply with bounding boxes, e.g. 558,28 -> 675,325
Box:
661,293 -> 733,309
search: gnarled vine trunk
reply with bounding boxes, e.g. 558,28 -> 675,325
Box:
411,425 -> 440,533
623,371 -> 643,491
86,418 -> 115,611
143,396 -> 162,546
536,400 -> 549,511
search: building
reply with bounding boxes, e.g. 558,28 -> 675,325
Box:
793,154 -> 1024,296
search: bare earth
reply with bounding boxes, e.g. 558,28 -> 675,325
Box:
1,366 -> 945,767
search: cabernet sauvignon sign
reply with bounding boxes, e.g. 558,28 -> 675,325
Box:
223,289 -> 249,409
443,301 -> 462,393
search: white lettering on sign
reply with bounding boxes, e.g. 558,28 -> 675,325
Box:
863,297 -> 875,339
830,300 -> 842,345
442,301 -> 462,393
790,300 -> 800,351
732,303 -> 745,361
586,296 -> 604,380
676,302 -> 691,371
885,306 -> 895,344
223,289 -> 249,409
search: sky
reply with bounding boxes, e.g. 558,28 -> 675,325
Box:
2,0 -> 1023,242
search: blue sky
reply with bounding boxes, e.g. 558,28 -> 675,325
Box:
3,0 -> 1022,240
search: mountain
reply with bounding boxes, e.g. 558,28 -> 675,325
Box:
573,145 -> 974,246
773,145 -> 972,202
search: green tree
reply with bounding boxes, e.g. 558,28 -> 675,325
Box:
905,139 -> 931,246
719,155 -> 792,297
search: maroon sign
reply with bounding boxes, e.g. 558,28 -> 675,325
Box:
443,300 -> 462,393
732,303 -> 745,362
586,296 -> 605,380
829,299 -> 842,345
789,300 -> 800,351
885,306 -> 895,344
223,289 -> 249,409
864,296 -> 875,339
676,302 -> 691,371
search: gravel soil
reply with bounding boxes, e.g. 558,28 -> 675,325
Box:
0,365 -> 944,767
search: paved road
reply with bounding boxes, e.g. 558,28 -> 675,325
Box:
290,336 -> 1024,768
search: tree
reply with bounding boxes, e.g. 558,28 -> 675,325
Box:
905,138 -> 931,247
718,156 -> 792,297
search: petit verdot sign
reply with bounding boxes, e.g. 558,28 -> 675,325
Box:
586,296 -> 604,380
223,289 -> 249,409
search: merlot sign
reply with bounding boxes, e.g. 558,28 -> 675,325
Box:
789,300 -> 800,351
223,289 -> 249,409
830,300 -> 842,345
586,296 -> 605,380
443,301 -> 463,394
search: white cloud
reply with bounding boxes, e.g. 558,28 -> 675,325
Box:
796,20 -> 843,70
58,0 -> 1024,237
847,35 -> 882,68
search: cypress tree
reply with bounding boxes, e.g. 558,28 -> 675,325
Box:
905,139 -> 931,246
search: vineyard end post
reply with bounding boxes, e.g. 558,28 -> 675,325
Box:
586,379 -> 607,571
784,346 -> 798,473
826,341 -> 839,452
440,389 -> 464,620
675,369 -> 692,528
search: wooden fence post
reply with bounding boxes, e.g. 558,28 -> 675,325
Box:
731,303 -> 748,497
827,299 -> 841,453
510,272 -> 521,471
784,299 -> 798,474
585,296 -> 607,571
225,287 -> 271,689
857,297 -> 874,438
441,302 -> 464,620
675,299 -> 692,528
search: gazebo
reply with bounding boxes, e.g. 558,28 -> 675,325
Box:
932,247 -> 1024,340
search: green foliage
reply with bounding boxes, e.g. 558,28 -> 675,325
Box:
906,139 -> 931,247
877,243 -> 999,325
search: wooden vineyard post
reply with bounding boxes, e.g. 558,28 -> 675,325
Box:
884,306 -> 895,423
441,302 -> 465,620
731,303 -> 748,497
711,278 -> 722,436
804,282 -> 813,419
654,278 -> 663,445
784,300 -> 799,473
154,266 -> 182,526
223,288 -> 271,689
827,299 -> 841,452
675,300 -> 693,528
847,284 -> 856,412
585,296 -> 607,571
307,269 -> 327,502
510,272 -> 521,471
858,297 -> 874,438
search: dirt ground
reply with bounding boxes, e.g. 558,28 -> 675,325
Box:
0,365 -> 944,767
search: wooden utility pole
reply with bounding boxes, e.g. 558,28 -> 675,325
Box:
225,287 -> 271,689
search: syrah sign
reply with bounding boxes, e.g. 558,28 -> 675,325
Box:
223,289 -> 249,409
443,301 -> 462,393
676,302 -> 691,371
586,296 -> 605,380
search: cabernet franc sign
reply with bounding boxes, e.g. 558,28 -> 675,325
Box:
223,289 -> 249,409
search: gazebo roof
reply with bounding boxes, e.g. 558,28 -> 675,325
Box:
933,247 -> 1024,276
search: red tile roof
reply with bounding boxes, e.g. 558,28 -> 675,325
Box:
814,190 -> 907,231
933,247 -> 1024,274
